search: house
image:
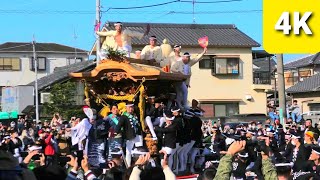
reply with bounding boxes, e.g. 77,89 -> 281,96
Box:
284,53 -> 320,88
24,60 -> 95,115
286,73 -> 320,115
0,42 -> 88,87
100,22 -> 271,118
0,42 -> 88,111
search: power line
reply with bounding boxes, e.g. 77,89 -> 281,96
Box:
107,0 -> 180,10
0,9 -> 261,15
180,0 -> 243,3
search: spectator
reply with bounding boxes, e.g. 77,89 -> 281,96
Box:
288,100 -> 302,123
19,129 -> 34,151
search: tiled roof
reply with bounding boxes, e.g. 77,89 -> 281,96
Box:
104,22 -> 260,47
27,60 -> 95,91
286,73 -> 320,93
284,53 -> 320,70
253,58 -> 276,72
0,42 -> 88,53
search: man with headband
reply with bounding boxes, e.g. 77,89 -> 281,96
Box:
141,35 -> 165,67
96,22 -> 150,57
171,47 -> 207,109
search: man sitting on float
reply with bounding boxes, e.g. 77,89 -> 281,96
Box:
140,35 -> 166,67
96,22 -> 150,58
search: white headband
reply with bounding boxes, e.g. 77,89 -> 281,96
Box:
313,149 -> 320,155
171,109 -> 180,113
238,153 -> 248,158
114,22 -> 122,26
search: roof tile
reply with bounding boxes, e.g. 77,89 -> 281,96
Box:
104,22 -> 260,47
286,73 -> 320,93
0,42 -> 88,53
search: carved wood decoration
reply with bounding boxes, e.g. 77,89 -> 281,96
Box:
103,72 -> 136,82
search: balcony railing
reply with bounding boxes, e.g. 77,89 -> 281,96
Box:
253,77 -> 271,85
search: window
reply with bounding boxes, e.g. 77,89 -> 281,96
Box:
30,57 -> 46,71
67,57 -> 82,65
200,102 -> 239,118
0,58 -> 21,71
199,56 -> 214,69
215,58 -> 239,75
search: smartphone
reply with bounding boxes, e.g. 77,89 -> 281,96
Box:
20,152 -> 28,158
58,156 -> 71,163
32,154 -> 41,160
76,150 -> 83,166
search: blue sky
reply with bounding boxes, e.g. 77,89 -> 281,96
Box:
0,0 -> 305,62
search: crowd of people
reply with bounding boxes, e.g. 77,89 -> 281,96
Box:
0,98 -> 320,180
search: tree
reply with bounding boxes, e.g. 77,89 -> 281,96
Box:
43,81 -> 83,120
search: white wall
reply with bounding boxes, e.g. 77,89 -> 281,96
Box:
0,52 -> 87,86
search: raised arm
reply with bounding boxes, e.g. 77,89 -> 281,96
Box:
189,47 -> 207,66
214,141 -> 246,180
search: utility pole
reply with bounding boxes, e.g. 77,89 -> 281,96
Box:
96,0 -> 101,65
277,54 -> 286,124
32,37 -> 39,123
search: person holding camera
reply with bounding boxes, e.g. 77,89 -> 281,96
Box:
129,150 -> 176,180
44,129 -> 56,165
214,140 -> 277,180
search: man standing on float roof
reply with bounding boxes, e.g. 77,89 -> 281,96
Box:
171,47 -> 207,109
96,22 -> 150,57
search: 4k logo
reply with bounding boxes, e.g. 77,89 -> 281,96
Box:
275,12 -> 313,35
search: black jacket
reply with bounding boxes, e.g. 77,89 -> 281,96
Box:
116,114 -> 142,140
189,116 -> 203,147
145,103 -> 162,120
155,122 -> 177,149
292,144 -> 311,172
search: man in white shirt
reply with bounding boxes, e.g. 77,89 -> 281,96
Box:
141,36 -> 164,67
171,48 -> 207,109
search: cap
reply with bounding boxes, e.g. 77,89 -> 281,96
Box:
257,122 -> 262,125
149,36 -> 157,40
3,136 -> 10,140
183,52 -> 191,57
148,96 -> 155,99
